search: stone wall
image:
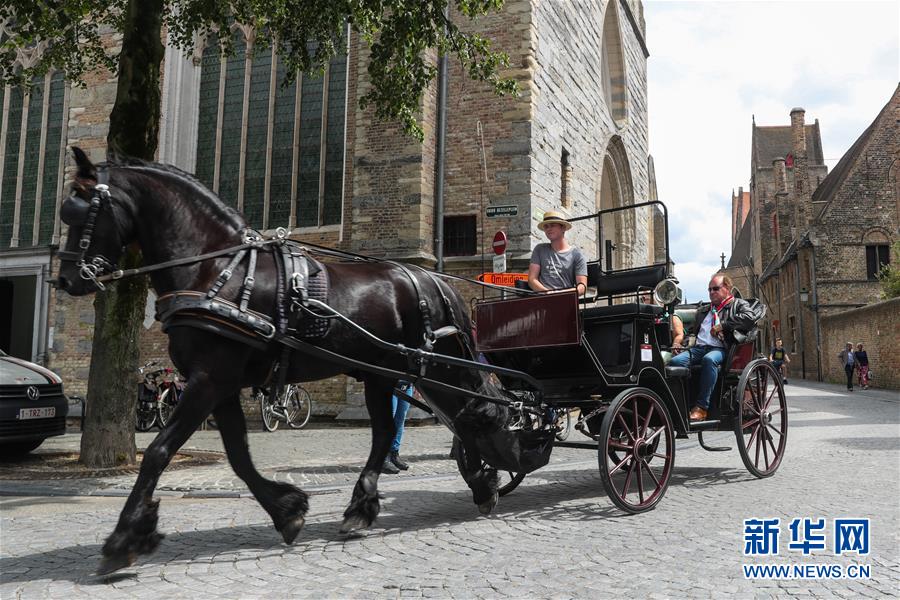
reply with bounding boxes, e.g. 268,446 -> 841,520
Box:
820,298 -> 900,390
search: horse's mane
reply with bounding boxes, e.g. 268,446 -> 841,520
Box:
104,156 -> 245,230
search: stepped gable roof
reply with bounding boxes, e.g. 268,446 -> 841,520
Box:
753,123 -> 824,169
727,217 -> 753,268
811,87 -> 897,216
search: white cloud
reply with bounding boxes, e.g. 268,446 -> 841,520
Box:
646,0 -> 900,301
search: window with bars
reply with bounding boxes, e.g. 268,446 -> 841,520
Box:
194,28 -> 349,231
0,72 -> 67,250
865,244 -> 890,280
443,215 -> 478,256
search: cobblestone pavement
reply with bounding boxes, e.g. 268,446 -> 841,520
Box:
1,381 -> 897,598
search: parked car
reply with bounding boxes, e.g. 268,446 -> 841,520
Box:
0,350 -> 69,457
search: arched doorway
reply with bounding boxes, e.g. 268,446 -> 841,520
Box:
597,136 -> 635,270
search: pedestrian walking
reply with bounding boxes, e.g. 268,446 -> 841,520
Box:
838,342 -> 856,391
382,381 -> 413,474
854,343 -> 870,390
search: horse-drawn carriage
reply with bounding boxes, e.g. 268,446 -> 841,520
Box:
458,201 -> 787,513
55,151 -> 786,574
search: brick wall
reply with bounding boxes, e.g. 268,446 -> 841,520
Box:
821,298 -> 900,390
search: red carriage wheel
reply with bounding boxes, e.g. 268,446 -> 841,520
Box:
598,388 -> 675,514
734,360 -> 788,478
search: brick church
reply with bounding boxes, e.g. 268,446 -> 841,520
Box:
0,1 -> 660,415
724,85 -> 899,384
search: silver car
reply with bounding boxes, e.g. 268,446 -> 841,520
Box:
0,350 -> 69,456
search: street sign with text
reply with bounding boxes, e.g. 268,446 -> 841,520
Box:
486,205 -> 518,218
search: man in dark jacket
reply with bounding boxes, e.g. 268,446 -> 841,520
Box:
670,274 -> 766,421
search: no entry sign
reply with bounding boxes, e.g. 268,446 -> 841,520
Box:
492,231 -> 507,255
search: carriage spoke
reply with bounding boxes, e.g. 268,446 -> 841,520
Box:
609,454 -> 631,476
766,422 -> 783,438
616,413 -> 636,444
620,458 -> 637,499
746,422 -> 760,449
641,458 -> 661,488
644,426 -> 664,445
742,416 -> 760,429
641,404 -> 655,439
762,383 -> 778,412
754,425 -> 762,466
610,440 -> 632,451
637,462 -> 645,503
761,428 -> 771,470
632,399 -> 640,443
652,452 -> 668,460
766,430 -> 779,459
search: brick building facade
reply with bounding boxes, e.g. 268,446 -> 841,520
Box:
724,85 -> 899,384
1,1 -> 658,415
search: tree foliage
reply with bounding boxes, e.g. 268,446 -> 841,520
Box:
879,241 -> 900,300
1,0 -> 517,139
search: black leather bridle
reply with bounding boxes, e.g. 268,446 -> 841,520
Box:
58,168 -> 122,291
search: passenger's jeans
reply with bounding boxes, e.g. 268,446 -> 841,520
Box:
669,345 -> 725,410
391,389 -> 411,452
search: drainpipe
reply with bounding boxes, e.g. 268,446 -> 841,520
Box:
794,258 -> 805,379
433,9 -> 449,272
810,245 -> 822,381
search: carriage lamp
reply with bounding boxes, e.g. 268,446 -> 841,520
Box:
799,287 -> 809,303
653,278 -> 683,306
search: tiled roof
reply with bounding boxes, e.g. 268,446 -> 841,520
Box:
753,123 -> 825,169
811,87 -> 897,214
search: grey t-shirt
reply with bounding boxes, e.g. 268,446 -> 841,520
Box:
530,243 -> 587,290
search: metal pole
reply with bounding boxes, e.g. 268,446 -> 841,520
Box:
433,8 -> 449,272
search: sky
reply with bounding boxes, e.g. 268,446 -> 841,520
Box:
644,0 -> 900,302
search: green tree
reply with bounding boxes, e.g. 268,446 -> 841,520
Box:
879,241 -> 900,300
2,0 -> 516,467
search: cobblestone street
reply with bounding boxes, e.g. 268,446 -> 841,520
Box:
1,381 -> 898,598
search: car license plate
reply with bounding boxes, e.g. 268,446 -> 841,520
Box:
19,407 -> 55,419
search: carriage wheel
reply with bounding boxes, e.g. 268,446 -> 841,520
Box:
451,438 -> 526,497
598,388 -> 675,514
734,360 -> 787,478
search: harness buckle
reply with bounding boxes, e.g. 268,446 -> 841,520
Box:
111,270 -> 124,280
79,238 -> 90,250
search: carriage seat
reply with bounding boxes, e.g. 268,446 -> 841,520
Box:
587,262 -> 667,297
581,302 -> 663,320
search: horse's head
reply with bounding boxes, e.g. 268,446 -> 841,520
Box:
56,148 -> 136,295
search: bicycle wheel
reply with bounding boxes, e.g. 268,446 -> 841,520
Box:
135,401 -> 157,432
286,385 -> 312,429
258,388 -> 279,432
555,408 -> 573,441
156,385 -> 177,428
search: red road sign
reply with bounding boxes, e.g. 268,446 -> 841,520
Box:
492,231 -> 507,255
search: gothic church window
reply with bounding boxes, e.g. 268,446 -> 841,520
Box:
194,26 -> 349,231
0,69 -> 68,250
600,1 -> 628,126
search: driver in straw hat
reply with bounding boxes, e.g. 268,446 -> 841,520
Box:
529,211 -> 588,294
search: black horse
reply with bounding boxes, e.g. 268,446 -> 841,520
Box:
56,148 -> 516,574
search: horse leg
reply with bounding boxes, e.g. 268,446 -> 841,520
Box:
457,432 -> 500,514
339,377 -> 396,533
97,373 -> 224,575
213,394 -> 308,544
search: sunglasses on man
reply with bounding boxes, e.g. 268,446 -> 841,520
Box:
708,286 -> 722,292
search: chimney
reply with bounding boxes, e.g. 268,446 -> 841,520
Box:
773,157 -> 787,195
789,107 -> 811,232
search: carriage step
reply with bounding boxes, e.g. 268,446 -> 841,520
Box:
688,419 -> 722,431
698,431 -> 731,452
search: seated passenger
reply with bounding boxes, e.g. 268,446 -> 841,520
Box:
642,292 -> 685,365
670,273 -> 763,421
528,211 -> 588,295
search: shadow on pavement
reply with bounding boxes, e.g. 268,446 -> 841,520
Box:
0,463 -> 759,586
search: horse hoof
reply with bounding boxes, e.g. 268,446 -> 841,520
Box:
478,493 -> 499,515
280,516 -> 305,545
339,515 -> 370,534
96,552 -> 135,576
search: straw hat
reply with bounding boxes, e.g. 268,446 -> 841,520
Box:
538,210 -> 572,231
